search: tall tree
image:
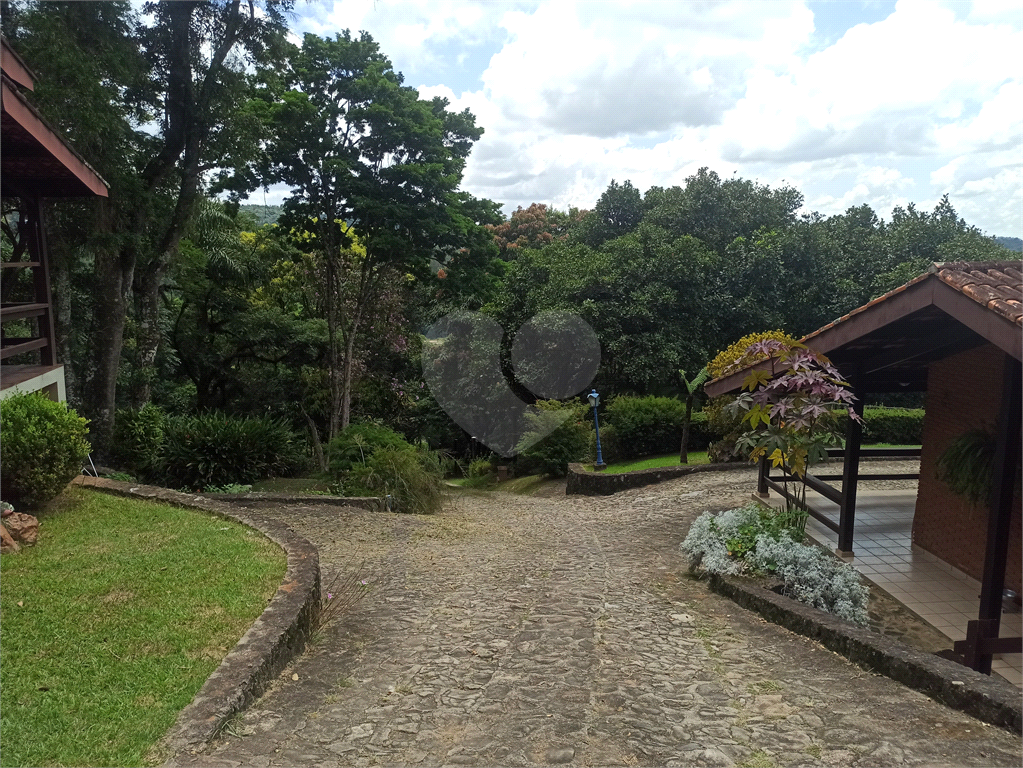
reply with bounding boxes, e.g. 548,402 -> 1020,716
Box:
3,1 -> 293,453
1,1 -> 152,411
126,0 -> 293,411
254,31 -> 491,438
576,179 -> 644,247
643,168 -> 803,253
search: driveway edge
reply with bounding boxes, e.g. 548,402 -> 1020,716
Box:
707,572 -> 1022,733
73,477 -> 321,760
566,461 -> 751,496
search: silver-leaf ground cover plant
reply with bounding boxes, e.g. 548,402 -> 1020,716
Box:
681,502 -> 869,626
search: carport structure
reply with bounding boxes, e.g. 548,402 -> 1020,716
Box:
705,261 -> 1022,675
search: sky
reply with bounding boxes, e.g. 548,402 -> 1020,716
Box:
265,0 -> 1023,238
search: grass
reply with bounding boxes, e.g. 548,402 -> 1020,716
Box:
584,442 -> 922,474
585,451 -> 710,473
447,473 -> 561,496
0,487 -> 287,768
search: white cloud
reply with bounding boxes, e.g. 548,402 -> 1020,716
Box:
284,0 -> 1023,236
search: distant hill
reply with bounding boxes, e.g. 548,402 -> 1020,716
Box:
238,204 -> 284,226
994,236 -> 1022,252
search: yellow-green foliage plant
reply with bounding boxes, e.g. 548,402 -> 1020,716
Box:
707,329 -> 801,379
705,330 -> 801,462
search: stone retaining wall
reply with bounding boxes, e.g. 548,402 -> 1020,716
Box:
73,477 -> 322,760
204,491 -> 383,511
708,572 -> 1022,733
565,461 -> 750,496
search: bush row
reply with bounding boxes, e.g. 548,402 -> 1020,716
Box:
112,409 -> 445,513
844,407 -> 925,445
595,396 -> 925,463
599,395 -> 714,461
113,406 -> 306,490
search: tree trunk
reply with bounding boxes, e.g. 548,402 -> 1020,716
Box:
49,228 -> 79,409
129,138 -> 203,409
340,328 -> 358,432
680,396 -> 693,464
301,404 -> 327,473
325,257 -> 343,443
128,264 -> 163,409
86,199 -> 134,458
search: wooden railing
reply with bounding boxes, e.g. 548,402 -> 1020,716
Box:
757,447 -> 922,536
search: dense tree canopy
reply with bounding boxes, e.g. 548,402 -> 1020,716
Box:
1,2 -> 1016,474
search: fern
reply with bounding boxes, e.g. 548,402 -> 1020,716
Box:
935,429 -> 995,505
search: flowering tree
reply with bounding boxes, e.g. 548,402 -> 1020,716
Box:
727,340 -> 862,519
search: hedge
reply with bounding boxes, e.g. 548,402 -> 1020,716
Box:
602,395 -> 713,460
838,407 -> 925,445
599,399 -> 923,464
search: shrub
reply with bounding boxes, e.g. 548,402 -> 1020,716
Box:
704,395 -> 743,441
467,457 -> 495,478
863,407 -> 924,444
0,392 -> 90,508
748,534 -> 869,626
703,395 -> 748,463
588,422 -> 622,465
327,422 -> 412,479
707,330 -> 801,379
346,446 -> 443,514
160,413 -> 305,490
681,503 -> 868,626
517,400 -> 589,477
833,407 -> 924,445
111,404 -> 167,474
603,396 -> 712,459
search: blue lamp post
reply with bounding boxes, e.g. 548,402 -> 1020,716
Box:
588,389 -> 606,471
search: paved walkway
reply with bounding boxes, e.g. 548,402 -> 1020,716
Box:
182,470 -> 1022,767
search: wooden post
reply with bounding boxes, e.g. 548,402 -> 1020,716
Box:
968,355 -> 1022,674
837,395 -> 864,557
757,455 -> 769,497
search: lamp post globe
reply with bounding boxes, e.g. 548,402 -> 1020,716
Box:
589,389 -> 606,471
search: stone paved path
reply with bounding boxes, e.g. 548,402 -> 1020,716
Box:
182,469 -> 1022,767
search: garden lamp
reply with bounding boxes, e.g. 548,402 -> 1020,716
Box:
588,389 -> 606,471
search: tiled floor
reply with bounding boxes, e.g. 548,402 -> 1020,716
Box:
769,487 -> 1022,687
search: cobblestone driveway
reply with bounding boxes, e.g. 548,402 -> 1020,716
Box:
185,469 -> 1022,767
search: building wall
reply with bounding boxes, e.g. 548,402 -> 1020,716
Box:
914,343 -> 1022,593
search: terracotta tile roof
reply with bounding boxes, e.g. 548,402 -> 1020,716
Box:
707,258 -> 1023,395
934,261 -> 1022,326
803,260 -> 1023,346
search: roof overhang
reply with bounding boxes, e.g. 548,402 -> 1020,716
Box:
1,37 -> 35,91
705,264 -> 1023,397
1,75 -> 109,198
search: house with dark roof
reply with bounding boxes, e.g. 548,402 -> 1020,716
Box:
1,35 -> 109,401
705,260 -> 1022,675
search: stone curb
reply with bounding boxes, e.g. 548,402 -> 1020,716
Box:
565,461 -> 752,496
200,491 -> 383,511
706,572 -> 1023,733
72,477 -> 322,760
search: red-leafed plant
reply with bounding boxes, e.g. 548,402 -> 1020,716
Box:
726,340 -> 862,532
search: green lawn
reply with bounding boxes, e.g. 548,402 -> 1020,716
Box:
586,451 -> 711,473
0,487 -> 286,767
584,444 -> 921,474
